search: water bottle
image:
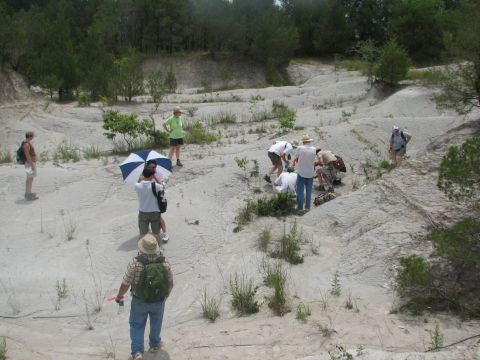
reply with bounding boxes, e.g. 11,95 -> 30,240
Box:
116,298 -> 124,314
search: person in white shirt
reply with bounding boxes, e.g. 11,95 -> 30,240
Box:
264,140 -> 297,183
294,134 -> 317,213
135,168 -> 164,245
315,149 -> 337,193
274,166 -> 297,194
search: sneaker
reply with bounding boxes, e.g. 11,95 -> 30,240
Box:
176,159 -> 183,167
129,353 -> 143,360
296,209 -> 306,216
160,233 -> 169,243
263,174 -> 271,183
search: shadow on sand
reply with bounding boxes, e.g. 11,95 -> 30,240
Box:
117,235 -> 139,252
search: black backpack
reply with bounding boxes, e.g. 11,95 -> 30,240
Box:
333,155 -> 347,173
16,141 -> 27,164
151,182 -> 167,213
134,255 -> 169,303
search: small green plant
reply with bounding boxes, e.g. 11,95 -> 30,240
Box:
397,255 -> 434,293
274,221 -> 304,265
53,142 -> 80,162
318,315 -> 337,337
0,336 -> 6,360
186,106 -> 198,117
296,303 -> 311,323
77,93 -> 91,106
200,289 -> 220,322
340,110 -> 352,122
229,273 -> 259,316
250,160 -> 259,178
428,323 -> 444,352
0,148 -> 12,164
235,157 -> 249,180
319,291 -> 330,310
378,159 -> 395,171
330,271 -> 341,297
328,344 -> 353,359
344,291 -> 353,310
278,109 -> 296,131
251,94 -> 265,101
39,150 -> 49,163
185,121 -> 217,144
258,227 -> 271,251
83,146 -> 102,160
56,278 -> 68,300
268,262 -> 288,316
233,200 -> 256,233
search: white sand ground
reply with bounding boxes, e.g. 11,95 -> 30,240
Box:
0,63 -> 479,360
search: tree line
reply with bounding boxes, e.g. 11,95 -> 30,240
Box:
0,0 -> 477,100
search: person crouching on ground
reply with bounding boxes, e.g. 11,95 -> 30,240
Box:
163,107 -> 184,167
274,166 -> 297,195
315,148 -> 337,193
115,234 -> 174,360
135,168 -> 163,245
264,140 -> 296,183
138,160 -> 169,243
294,134 -> 317,213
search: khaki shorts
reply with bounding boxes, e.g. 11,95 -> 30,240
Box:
25,163 -> 37,178
268,151 -> 282,167
138,211 -> 161,235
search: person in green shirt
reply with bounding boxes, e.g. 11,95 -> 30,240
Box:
163,107 -> 184,167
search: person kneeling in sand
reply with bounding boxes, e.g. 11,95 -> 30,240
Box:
264,140 -> 297,183
315,148 -> 337,193
274,166 -> 297,195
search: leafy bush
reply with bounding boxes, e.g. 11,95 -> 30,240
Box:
103,110 -> 153,151
374,39 -> 411,87
437,137 -> 480,200
254,193 -> 296,217
229,273 -> 259,316
185,121 -> 217,144
397,255 -> 434,293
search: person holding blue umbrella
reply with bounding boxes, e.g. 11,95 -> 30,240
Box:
163,107 -> 184,167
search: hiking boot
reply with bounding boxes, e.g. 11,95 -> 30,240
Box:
148,345 -> 162,353
317,185 -> 325,192
129,353 -> 143,360
296,209 -> 306,216
25,192 -> 39,201
160,233 -> 169,243
176,159 -> 183,167
263,174 -> 271,183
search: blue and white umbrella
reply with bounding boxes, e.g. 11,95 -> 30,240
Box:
120,150 -> 172,185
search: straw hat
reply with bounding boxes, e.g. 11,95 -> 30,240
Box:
173,106 -> 182,114
138,234 -> 159,255
301,134 -> 313,143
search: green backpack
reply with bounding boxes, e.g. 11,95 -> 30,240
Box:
16,141 -> 27,164
135,255 -> 169,303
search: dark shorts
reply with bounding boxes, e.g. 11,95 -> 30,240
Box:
169,138 -> 184,146
138,211 -> 161,235
268,151 -> 282,167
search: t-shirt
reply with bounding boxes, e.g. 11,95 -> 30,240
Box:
165,115 -> 184,139
391,133 -> 406,151
268,141 -> 294,156
295,145 -> 317,178
317,150 -> 336,164
274,172 -> 297,194
135,181 -> 163,212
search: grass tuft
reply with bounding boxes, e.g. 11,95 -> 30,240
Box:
200,289 -> 220,322
296,302 -> 311,323
0,148 -> 12,164
53,142 -> 80,162
229,273 -> 259,316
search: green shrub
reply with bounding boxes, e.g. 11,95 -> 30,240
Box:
53,142 -> 80,162
254,193 -> 296,217
147,129 -> 169,148
397,255 -> 434,293
83,146 -> 102,160
437,137 -> 480,200
229,273 -> 259,316
375,39 -> 411,87
0,148 -> 12,164
200,289 -> 220,322
185,121 -> 217,144
77,93 -> 91,106
102,110 -> 153,151
378,159 -> 395,171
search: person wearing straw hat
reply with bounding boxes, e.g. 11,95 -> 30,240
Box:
294,134 -> 317,214
163,107 -> 184,167
115,234 -> 174,360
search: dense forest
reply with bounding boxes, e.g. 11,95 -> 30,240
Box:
0,0 -> 476,100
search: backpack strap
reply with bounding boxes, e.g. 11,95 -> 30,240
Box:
151,182 -> 158,198
400,131 -> 406,142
